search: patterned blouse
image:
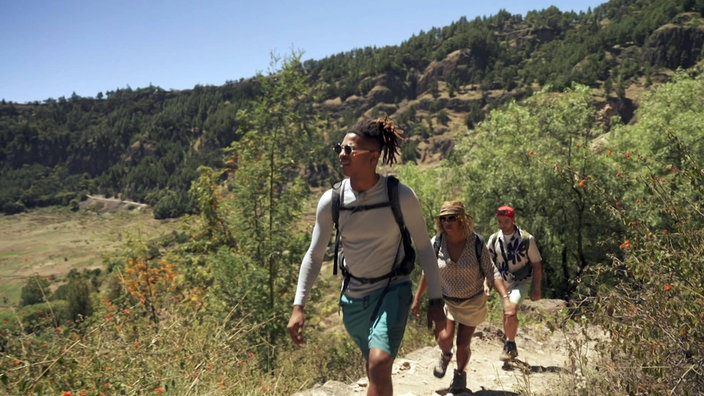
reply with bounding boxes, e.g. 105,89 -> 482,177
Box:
434,233 -> 499,299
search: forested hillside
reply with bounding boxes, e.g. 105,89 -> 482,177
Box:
2,0 -> 703,394
1,0 -> 702,218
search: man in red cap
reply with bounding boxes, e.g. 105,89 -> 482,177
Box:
487,205 -> 542,361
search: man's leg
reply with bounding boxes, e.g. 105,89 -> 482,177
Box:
503,309 -> 518,340
501,281 -> 530,360
367,281 -> 413,395
367,348 -> 394,396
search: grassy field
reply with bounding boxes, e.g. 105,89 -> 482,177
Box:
0,201 -> 177,307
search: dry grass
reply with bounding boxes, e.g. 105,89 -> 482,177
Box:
0,204 -> 177,307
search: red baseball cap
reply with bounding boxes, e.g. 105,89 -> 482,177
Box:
495,206 -> 514,218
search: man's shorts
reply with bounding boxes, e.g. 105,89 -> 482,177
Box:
340,281 -> 412,359
506,277 -> 532,306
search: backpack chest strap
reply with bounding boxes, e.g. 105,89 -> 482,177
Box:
339,201 -> 391,213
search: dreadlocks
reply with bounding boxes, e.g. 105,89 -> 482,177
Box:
347,116 -> 405,166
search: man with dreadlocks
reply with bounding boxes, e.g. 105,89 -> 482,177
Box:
288,117 -> 446,396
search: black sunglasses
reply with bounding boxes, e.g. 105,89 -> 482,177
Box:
439,215 -> 458,222
333,143 -> 373,155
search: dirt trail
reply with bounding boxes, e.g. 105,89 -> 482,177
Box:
294,300 -> 595,395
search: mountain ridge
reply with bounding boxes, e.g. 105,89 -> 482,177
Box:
1,0 -> 702,216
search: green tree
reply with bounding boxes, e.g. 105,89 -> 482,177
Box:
222,52 -> 324,367
66,275 -> 93,322
583,71 -> 704,394
453,84 -> 622,298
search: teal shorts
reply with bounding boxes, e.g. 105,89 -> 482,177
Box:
340,281 -> 412,359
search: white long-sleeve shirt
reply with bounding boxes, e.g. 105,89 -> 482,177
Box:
293,175 -> 442,306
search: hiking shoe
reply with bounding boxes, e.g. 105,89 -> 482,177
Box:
449,369 -> 466,393
500,340 -> 518,361
433,351 -> 453,378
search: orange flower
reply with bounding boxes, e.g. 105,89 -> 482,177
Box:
619,240 -> 631,249
156,387 -> 164,394
664,284 -> 672,291
579,179 -> 586,187
624,152 -> 631,158
13,359 -> 21,365
62,393 -> 72,396
616,171 -> 621,177
134,341 -> 140,349
528,150 -> 533,156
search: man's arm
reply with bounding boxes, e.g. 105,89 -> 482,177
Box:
288,190 -> 334,344
398,185 -> 442,300
527,236 -> 542,301
530,260 -> 542,300
398,184 -> 446,328
292,189 -> 334,306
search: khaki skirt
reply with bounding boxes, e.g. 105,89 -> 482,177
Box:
443,292 -> 487,327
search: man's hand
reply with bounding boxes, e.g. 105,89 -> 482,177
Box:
502,297 -> 516,316
286,305 -> 306,346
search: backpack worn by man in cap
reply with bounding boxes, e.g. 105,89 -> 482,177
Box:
331,175 -> 415,282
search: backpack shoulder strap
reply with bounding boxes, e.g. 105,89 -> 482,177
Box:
474,233 -> 485,279
487,232 -> 498,262
332,180 -> 343,227
519,228 -> 530,242
331,180 -> 342,275
433,233 -> 443,256
518,227 -> 532,252
386,175 -> 404,229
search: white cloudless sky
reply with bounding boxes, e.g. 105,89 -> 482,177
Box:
1,0 -> 606,103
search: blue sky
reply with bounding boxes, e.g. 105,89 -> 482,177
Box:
1,1 -> 606,104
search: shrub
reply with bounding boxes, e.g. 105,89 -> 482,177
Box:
19,276 -> 51,307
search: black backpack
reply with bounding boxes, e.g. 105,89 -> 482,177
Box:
331,175 -> 415,282
433,232 -> 486,279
